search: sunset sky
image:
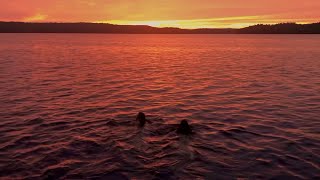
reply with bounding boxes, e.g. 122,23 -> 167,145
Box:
1,0 -> 320,28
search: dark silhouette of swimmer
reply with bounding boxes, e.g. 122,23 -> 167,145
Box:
136,112 -> 147,127
177,120 -> 192,135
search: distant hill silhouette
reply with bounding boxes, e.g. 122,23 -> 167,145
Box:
239,23 -> 320,34
0,22 -> 319,34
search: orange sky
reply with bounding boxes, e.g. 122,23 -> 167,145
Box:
1,0 -> 319,28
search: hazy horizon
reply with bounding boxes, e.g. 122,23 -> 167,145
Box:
1,21 -> 319,30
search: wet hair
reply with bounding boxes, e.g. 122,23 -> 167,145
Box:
177,120 -> 192,135
136,112 -> 146,127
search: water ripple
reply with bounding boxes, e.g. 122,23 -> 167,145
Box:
0,34 -> 320,179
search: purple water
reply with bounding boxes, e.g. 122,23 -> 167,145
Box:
0,34 -> 320,179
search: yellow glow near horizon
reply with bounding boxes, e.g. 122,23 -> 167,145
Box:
98,16 -> 261,29
24,14 -> 48,22
1,1 -> 319,28
97,16 -> 317,29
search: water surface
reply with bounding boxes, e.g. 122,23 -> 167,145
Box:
0,34 -> 320,179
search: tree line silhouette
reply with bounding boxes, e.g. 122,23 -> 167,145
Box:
0,22 -> 319,34
239,23 -> 320,34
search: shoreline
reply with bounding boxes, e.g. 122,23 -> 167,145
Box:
1,22 -> 319,34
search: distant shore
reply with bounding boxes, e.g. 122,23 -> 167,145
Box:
0,22 -> 320,34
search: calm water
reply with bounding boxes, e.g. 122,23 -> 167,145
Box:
0,34 -> 320,179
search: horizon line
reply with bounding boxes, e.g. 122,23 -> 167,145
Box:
1,21 -> 319,30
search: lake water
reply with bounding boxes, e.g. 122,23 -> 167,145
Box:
0,34 -> 320,179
